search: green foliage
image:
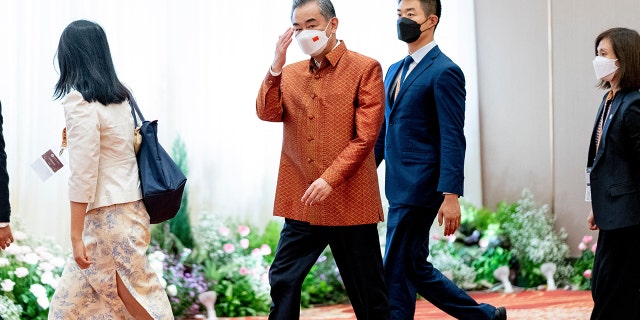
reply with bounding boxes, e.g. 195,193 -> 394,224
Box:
192,215 -> 272,317
0,227 -> 66,320
258,219 -> 282,264
471,246 -> 512,284
169,136 -> 193,249
148,249 -> 208,317
430,189 -> 578,291
300,249 -> 349,308
460,201 -> 498,233
571,236 -> 595,290
428,237 -> 480,289
498,189 -> 571,287
0,295 -> 23,320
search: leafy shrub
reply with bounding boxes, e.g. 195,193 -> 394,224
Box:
0,228 -> 65,319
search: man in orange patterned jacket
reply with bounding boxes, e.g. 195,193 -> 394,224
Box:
255,0 -> 390,319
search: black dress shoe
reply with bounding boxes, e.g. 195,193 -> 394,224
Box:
494,307 -> 507,320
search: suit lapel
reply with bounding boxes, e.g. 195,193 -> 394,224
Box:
393,46 -> 440,106
593,91 -> 625,167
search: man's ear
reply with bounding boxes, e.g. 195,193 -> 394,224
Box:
330,17 -> 339,35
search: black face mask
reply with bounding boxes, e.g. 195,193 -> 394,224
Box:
397,17 -> 427,43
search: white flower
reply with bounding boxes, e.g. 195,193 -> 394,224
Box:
240,238 -> 250,249
260,244 -> 272,256
38,261 -> 55,273
41,271 -> 59,288
13,231 -> 27,241
22,253 -> 40,265
149,260 -> 164,278
0,257 -> 10,267
148,250 -> 166,262
14,267 -> 29,278
30,283 -> 47,298
35,246 -> 55,261
158,277 -> 167,289
51,257 -> 66,268
37,295 -> 50,309
1,279 -> 15,292
166,284 -> 178,296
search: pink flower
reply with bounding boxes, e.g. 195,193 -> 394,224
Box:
582,235 -> 593,244
251,248 -> 262,256
240,238 -> 250,249
591,243 -> 597,253
578,242 -> 587,251
260,244 -> 272,255
223,243 -> 235,253
583,269 -> 592,279
446,235 -> 456,243
238,225 -> 251,237
478,239 -> 489,248
432,234 -> 440,240
239,267 -> 248,276
219,227 -> 230,237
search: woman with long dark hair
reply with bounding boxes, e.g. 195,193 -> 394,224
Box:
48,20 -> 172,319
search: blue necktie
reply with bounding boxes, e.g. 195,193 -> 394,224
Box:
400,55 -> 414,87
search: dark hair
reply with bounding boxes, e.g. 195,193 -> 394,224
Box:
398,0 -> 441,29
54,20 -> 130,105
291,0 -> 336,22
594,27 -> 640,90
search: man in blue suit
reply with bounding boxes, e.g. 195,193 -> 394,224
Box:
375,1 -> 506,319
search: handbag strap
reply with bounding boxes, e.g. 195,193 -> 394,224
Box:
129,94 -> 146,127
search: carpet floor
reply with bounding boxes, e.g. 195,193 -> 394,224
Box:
221,290 -> 593,320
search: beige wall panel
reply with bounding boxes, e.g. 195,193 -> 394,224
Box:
475,0 -> 552,208
476,0 -> 640,256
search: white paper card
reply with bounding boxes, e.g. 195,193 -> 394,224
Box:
31,149 -> 64,181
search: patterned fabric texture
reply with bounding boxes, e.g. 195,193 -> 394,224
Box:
256,41 -> 385,226
48,201 -> 173,319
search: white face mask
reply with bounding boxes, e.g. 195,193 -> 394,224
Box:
296,22 -> 332,57
593,56 -> 618,81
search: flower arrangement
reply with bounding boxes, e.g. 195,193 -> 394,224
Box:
428,235 -> 479,289
496,189 -> 572,287
190,213 -> 272,317
0,295 -> 22,320
429,190 -> 582,291
571,235 -> 596,290
147,248 -> 210,318
0,228 -> 65,320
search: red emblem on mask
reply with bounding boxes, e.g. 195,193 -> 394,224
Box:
312,36 -> 320,42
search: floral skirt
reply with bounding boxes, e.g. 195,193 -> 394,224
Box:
48,201 -> 173,319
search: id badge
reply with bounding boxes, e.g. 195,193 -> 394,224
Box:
585,167 -> 592,202
31,148 -> 65,181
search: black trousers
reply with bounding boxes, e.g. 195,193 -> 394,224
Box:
591,223 -> 640,320
268,219 -> 390,320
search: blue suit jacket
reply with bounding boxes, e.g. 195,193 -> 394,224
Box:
375,46 -> 466,208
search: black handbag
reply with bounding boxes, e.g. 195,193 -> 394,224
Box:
130,96 -> 187,224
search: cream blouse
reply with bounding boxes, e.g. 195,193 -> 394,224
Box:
63,90 -> 142,211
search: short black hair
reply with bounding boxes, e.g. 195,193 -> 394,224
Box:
54,20 -> 131,105
291,0 -> 336,22
398,0 -> 441,29
594,27 -> 640,90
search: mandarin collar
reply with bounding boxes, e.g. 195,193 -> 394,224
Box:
308,40 -> 346,72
